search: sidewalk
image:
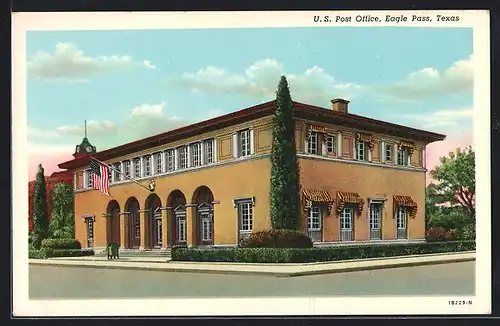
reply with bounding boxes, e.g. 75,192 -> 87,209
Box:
29,251 -> 475,277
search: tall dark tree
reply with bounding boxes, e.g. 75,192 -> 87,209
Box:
31,164 -> 49,249
269,76 -> 301,229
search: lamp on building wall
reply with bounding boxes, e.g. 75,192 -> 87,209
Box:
148,179 -> 156,192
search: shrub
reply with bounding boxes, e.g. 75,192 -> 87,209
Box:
172,240 -> 475,263
29,249 -> 47,259
458,224 -> 476,240
445,228 -> 459,241
29,248 -> 94,259
425,227 -> 448,242
41,238 -> 81,250
239,229 -> 313,248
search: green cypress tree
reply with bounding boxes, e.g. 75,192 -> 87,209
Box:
31,164 -> 49,249
269,76 -> 301,229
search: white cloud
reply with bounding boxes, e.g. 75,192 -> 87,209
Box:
28,102 -> 185,151
375,55 -> 473,102
166,59 -> 363,106
27,43 -> 156,81
401,108 -> 473,130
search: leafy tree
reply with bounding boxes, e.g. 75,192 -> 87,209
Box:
31,164 -> 49,249
429,146 -> 475,220
49,182 -> 75,239
269,76 -> 301,230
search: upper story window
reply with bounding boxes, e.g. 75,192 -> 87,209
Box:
155,152 -> 163,174
356,141 -> 367,161
191,142 -> 202,167
397,148 -> 410,166
385,143 -> 393,162
178,146 -> 188,169
308,131 -> 318,154
133,158 -> 141,178
144,155 -> 152,177
112,163 -> 121,182
239,129 -> 251,157
326,134 -> 335,154
166,149 -> 175,171
204,139 -> 214,164
123,161 -> 131,178
85,169 -> 93,188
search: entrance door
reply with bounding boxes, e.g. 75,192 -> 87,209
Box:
151,210 -> 162,248
174,206 -> 187,245
369,203 -> 382,240
128,212 -> 140,249
340,207 -> 354,241
396,206 -> 407,239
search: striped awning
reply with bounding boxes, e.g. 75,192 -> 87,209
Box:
336,192 -> 364,216
393,195 -> 418,218
302,189 -> 334,213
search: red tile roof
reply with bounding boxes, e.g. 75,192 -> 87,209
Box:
58,100 -> 446,170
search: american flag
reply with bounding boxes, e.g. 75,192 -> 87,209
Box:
90,159 -> 110,196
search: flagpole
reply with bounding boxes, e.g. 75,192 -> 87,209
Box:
90,156 -> 153,192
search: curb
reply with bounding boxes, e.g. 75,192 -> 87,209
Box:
29,252 -> 475,277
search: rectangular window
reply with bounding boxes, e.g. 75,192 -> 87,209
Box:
308,132 -> 318,154
340,207 -> 354,241
123,161 -> 131,178
369,202 -> 382,240
237,200 -> 253,232
356,141 -> 366,161
85,218 -> 94,247
307,206 -> 322,231
178,217 -> 186,242
396,206 -> 407,239
86,170 -> 93,188
133,158 -> 141,178
326,135 -> 335,154
155,152 -> 163,174
204,139 -> 214,164
201,213 -> 213,241
113,163 -> 121,182
191,143 -> 202,167
144,156 -> 152,176
178,146 -> 188,169
166,150 -> 175,171
385,144 -> 392,162
239,130 -> 251,157
397,148 -> 409,166
108,166 -> 112,184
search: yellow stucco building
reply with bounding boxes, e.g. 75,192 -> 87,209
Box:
58,99 -> 445,250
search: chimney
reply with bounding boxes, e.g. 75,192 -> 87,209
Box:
331,98 -> 350,113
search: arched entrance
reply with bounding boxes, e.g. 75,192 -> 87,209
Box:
167,190 -> 187,246
106,200 -> 121,246
192,186 -> 214,246
125,197 -> 140,249
145,194 -> 163,249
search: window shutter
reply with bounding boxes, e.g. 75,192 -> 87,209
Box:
337,133 -> 342,158
250,129 -> 255,155
232,133 -> 239,158
83,171 -> 87,189
422,148 -> 426,168
151,155 -> 156,175
408,152 -> 412,166
381,141 -> 385,162
200,141 -> 205,165
393,144 -> 398,164
162,151 -> 167,172
368,146 -> 372,162
304,139 -> 309,154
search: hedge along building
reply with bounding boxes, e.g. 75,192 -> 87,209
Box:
58,99 -> 445,250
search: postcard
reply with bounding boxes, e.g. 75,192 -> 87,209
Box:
12,10 -> 490,316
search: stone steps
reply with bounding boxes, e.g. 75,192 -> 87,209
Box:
98,249 -> 172,257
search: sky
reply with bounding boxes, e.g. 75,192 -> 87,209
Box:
26,27 -> 473,181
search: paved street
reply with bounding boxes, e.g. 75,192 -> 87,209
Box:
29,261 -> 475,299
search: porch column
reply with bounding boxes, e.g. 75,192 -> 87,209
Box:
186,203 -> 196,247
120,213 -> 129,249
139,209 -> 150,250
